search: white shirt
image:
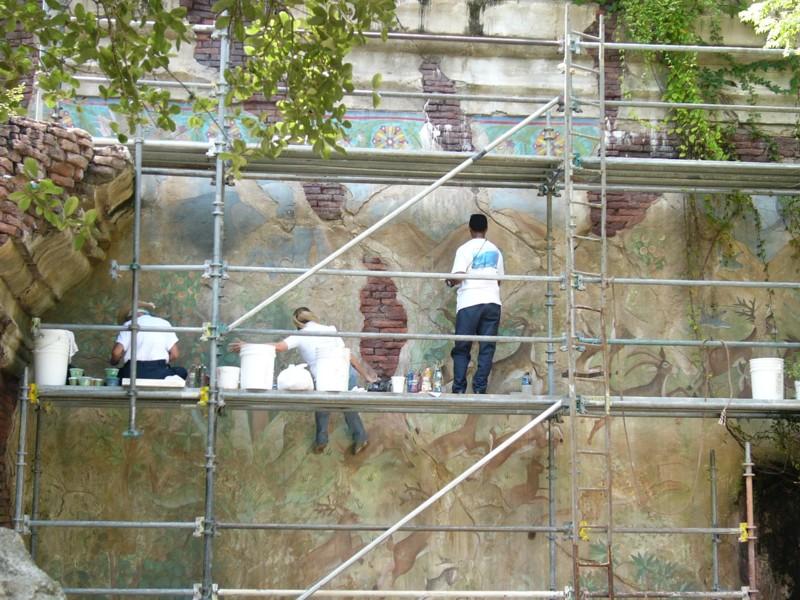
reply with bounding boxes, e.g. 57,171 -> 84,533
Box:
283,322 -> 345,378
115,313 -> 178,362
451,237 -> 504,311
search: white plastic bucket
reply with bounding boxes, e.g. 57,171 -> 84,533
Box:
391,375 -> 405,393
315,347 -> 350,392
33,329 -> 72,386
217,366 -> 240,390
240,344 -> 275,390
749,358 -> 784,401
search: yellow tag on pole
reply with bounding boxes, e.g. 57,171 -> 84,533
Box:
28,383 -> 39,406
198,386 -> 210,407
738,522 -> 749,542
578,520 -> 590,542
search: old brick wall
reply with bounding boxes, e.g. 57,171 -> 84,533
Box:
420,58 -> 473,152
302,183 -> 347,221
359,257 -> 408,378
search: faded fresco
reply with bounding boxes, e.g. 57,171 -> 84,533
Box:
22,100 -> 800,596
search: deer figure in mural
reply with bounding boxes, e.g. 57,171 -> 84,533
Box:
614,347 -> 674,398
585,347 -> 674,444
701,297 -> 769,397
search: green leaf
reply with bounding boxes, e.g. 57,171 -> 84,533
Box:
371,72 -> 383,89
64,196 -> 79,217
22,157 -> 40,179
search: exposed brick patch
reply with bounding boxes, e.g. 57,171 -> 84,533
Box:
302,182 -> 347,221
0,372 -> 19,527
181,0 -> 246,67
732,129 -> 800,162
420,58 -> 473,152
0,117 -> 97,245
359,257 -> 408,378
6,25 -> 36,108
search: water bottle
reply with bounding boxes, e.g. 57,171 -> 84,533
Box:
522,371 -> 533,394
433,365 -> 443,392
406,370 -> 414,394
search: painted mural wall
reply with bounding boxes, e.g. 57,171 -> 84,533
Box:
12,0 -> 800,596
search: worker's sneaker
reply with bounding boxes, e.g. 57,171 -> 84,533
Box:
352,439 -> 369,455
312,442 -> 327,454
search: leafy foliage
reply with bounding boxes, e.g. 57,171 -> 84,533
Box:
8,157 -> 99,250
1,0 -> 396,156
740,0 -> 800,52
1,0 -> 396,239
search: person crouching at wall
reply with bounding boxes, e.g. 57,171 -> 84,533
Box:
110,301 -> 188,380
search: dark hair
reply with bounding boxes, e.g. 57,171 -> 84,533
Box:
469,213 -> 488,232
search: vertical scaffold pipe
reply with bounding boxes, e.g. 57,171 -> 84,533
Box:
545,56 -> 558,600
30,406 -> 44,558
201,15 -> 230,600
226,96 -> 560,332
562,3 -> 581,596
13,368 -> 30,534
124,126 -> 144,438
743,443 -> 757,595
710,450 -> 720,594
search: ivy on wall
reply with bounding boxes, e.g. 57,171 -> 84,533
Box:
577,0 -> 800,258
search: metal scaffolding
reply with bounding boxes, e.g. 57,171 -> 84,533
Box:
11,2 -> 800,599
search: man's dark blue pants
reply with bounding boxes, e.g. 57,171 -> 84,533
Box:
451,302 -> 501,393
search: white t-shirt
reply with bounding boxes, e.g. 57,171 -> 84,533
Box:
283,321 -> 345,378
115,313 -> 179,362
451,237 -> 504,311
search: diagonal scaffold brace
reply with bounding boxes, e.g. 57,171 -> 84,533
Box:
226,96 -> 561,332
294,400 -> 563,600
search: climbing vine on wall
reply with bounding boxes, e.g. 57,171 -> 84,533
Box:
577,0 -> 800,266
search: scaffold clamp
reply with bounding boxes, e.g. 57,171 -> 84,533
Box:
192,583 -> 202,600
212,584 -> 219,600
193,516 -> 205,538
201,322 -> 215,341
563,586 -> 575,600
20,514 -> 31,535
575,395 -> 587,414
738,522 -> 749,542
571,273 -> 586,291
198,386 -> 210,407
28,383 -> 39,406
110,260 -> 120,280
572,151 -> 583,168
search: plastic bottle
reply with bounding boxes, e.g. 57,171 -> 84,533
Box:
407,370 -> 415,394
521,371 -> 533,394
421,367 -> 432,392
432,364 -> 443,392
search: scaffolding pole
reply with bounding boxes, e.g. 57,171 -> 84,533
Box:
294,401 -> 563,600
711,450 -> 720,596
200,14 -> 229,600
226,96 -> 561,332
562,5 -> 582,595
124,127 -> 144,438
13,368 -> 30,534
29,406 -> 44,559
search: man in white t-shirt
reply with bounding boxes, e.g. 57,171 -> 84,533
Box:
110,301 -> 187,380
231,307 -> 376,455
445,214 -> 504,393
